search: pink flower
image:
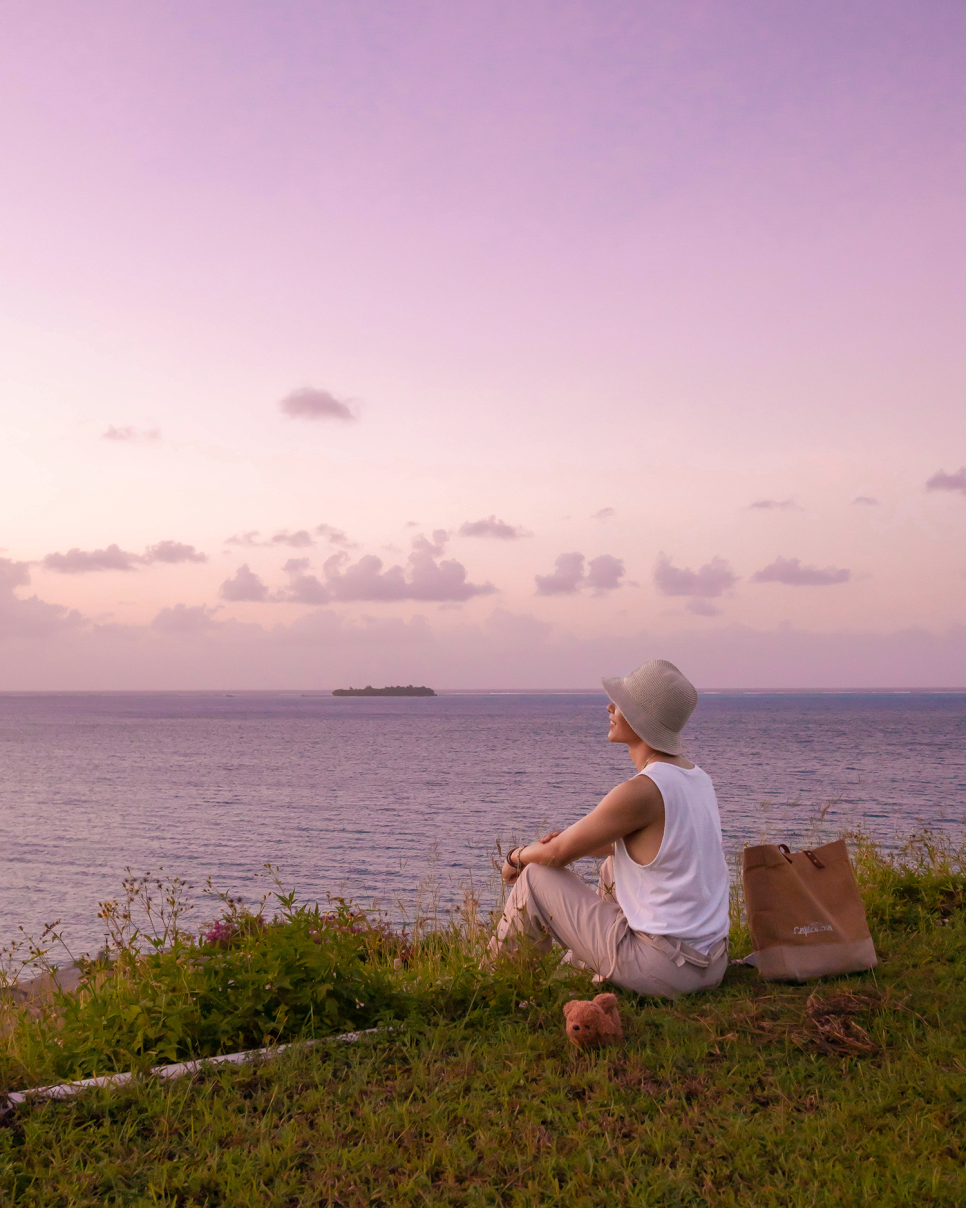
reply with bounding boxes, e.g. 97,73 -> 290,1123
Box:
204,919 -> 238,946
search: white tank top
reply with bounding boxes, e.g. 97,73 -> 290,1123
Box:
612,761 -> 730,953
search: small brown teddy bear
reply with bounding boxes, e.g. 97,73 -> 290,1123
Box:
563,992 -> 623,1049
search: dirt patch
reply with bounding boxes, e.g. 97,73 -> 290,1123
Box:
793,988 -> 908,1057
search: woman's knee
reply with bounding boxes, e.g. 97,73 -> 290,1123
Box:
517,861 -> 580,899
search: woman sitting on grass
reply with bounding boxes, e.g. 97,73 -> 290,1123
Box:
489,659 -> 730,999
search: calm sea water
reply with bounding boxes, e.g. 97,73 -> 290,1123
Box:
2,691 -> 965,955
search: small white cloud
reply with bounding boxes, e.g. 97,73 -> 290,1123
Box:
926,467 -> 966,496
43,540 -> 206,572
752,556 -> 850,586
459,516 -> 530,540
43,545 -> 142,573
535,551 -> 625,596
585,554 -> 625,592
103,426 -> 161,442
270,530 -> 314,548
143,541 -> 207,564
219,564 -> 271,602
279,387 -> 357,422
314,524 -> 354,547
653,555 -> 737,598
535,552 -> 585,595
225,531 -> 263,547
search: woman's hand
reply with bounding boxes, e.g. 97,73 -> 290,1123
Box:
539,830 -> 562,845
502,845 -> 527,884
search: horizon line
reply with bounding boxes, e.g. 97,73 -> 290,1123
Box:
1,686 -> 965,696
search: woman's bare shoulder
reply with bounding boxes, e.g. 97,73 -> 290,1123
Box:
604,773 -> 663,807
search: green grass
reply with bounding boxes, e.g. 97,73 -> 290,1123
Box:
3,833 -> 966,1206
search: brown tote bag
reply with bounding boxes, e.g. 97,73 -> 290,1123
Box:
742,838 -> 878,982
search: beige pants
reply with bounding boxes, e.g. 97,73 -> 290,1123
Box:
488,857 -> 728,999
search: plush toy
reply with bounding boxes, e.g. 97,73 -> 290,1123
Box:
563,992 -> 623,1049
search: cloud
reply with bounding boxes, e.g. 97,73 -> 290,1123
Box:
686,599 -> 721,617
270,529 -> 314,549
226,525 -> 355,550
585,554 -> 625,592
219,564 -> 271,602
314,524 -> 353,547
322,534 -> 495,602
591,507 -> 615,521
225,531 -> 263,547
279,387 -> 357,422
535,552 -> 585,595
853,496 -> 880,506
151,604 -> 221,634
0,558 -> 32,592
143,540 -> 207,564
42,544 -> 142,573
103,426 -> 160,442
926,467 -> 966,496
279,558 -> 331,605
749,499 -> 801,511
411,529 -> 451,558
653,555 -> 738,598
225,529 -> 313,548
4,604 -> 966,690
751,556 -> 850,586
0,557 -> 84,640
458,516 -> 530,540
42,540 -> 206,572
535,552 -> 625,596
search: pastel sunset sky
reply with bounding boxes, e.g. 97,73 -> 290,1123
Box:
2,1 -> 964,688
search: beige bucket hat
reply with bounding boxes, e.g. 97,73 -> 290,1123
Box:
601,659 -> 698,754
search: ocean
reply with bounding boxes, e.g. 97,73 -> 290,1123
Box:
2,691 -> 964,956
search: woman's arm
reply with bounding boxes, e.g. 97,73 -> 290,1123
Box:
537,829 -> 614,859
502,776 -> 663,882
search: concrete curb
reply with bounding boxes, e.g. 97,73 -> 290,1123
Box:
1,1027 -> 384,1116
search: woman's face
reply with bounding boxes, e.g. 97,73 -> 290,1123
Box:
606,701 -> 639,745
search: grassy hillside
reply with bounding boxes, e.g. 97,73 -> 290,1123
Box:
3,833 -> 966,1207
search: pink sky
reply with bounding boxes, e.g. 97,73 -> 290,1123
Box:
1,1 -> 964,688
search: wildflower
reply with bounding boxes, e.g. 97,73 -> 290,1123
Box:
204,919 -> 238,947
355,1000 -> 365,1008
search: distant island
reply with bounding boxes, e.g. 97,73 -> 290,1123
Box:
331,685 -> 437,697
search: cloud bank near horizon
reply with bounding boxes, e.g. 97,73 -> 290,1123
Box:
4,554 -> 965,689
